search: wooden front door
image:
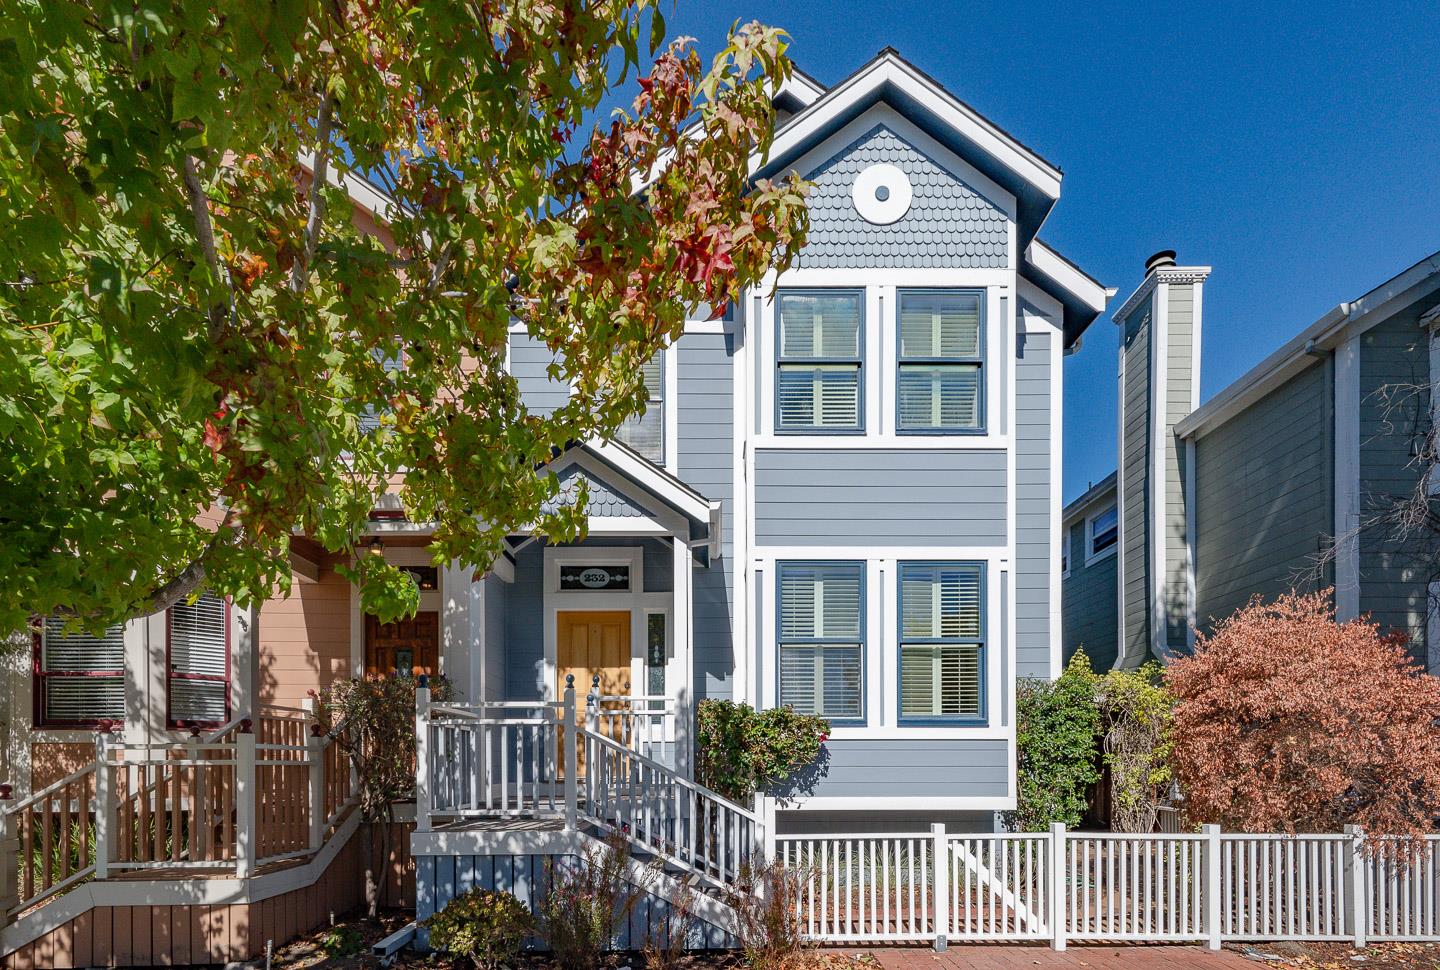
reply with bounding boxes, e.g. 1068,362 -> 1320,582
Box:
557,611 -> 631,774
365,611 -> 439,678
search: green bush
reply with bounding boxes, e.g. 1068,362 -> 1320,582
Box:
696,700 -> 828,802
319,924 -> 364,958
1012,651 -> 1101,830
423,888 -> 533,969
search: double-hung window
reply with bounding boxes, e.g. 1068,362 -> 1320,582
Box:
776,290 -> 864,432
616,353 -> 664,463
897,290 -> 984,432
36,618 -> 126,728
167,593 -> 231,728
899,562 -> 985,723
1088,505 -> 1118,559
778,562 -> 864,722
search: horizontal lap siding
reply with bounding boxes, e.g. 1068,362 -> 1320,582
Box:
1194,361 -> 1332,631
1165,285 -> 1195,646
677,334 -> 735,702
509,335 -> 569,416
1062,516 -> 1119,671
1358,312 -> 1432,646
1120,304 -> 1150,662
258,570 -> 352,709
754,450 -> 1008,546
484,574 -> 507,701
771,738 -> 1009,799
1015,329 -> 1053,679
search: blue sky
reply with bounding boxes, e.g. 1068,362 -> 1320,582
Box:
647,0 -> 1440,502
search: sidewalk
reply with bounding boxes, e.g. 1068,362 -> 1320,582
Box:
856,944 -> 1257,970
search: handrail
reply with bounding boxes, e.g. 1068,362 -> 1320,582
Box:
204,715 -> 247,743
578,726 -> 757,821
3,764 -> 97,815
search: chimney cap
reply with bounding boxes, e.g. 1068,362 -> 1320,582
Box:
1145,250 -> 1177,274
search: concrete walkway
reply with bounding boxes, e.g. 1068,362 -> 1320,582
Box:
856,944 -> 1257,970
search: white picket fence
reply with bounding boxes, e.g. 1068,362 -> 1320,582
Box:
776,823 -> 1440,950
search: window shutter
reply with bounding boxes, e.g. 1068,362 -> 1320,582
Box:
899,563 -> 983,720
899,292 -> 981,358
778,562 -> 864,720
169,593 -> 229,725
898,364 -> 980,430
780,564 -> 862,640
900,645 -> 981,718
41,618 -> 125,724
779,294 -> 860,358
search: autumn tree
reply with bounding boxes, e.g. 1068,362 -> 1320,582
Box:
0,2 -> 808,632
1168,590 -> 1440,839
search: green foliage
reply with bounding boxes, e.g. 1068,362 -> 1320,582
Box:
537,832 -> 645,970
1012,652 -> 1101,831
423,889 -> 533,969
695,700 -> 828,802
318,925 -> 365,959
0,2 -> 808,635
1095,662 -> 1174,833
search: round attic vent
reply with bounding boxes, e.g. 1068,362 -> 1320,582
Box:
852,163 -> 912,225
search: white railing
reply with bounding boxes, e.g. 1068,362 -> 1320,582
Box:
416,677 -> 759,894
775,824 -> 1440,951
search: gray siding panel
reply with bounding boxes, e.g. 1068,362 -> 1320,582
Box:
1062,517 -> 1119,671
1015,329 -> 1053,679
484,574 -> 508,701
797,124 -> 1009,270
1358,311 -> 1431,645
677,333 -> 736,702
772,739 -> 1010,799
754,450 -> 1008,546
1164,285 -> 1194,646
1194,361 -> 1333,630
1121,303 -> 1151,661
509,334 -> 569,416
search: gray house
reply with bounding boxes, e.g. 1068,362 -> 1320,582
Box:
1062,249 -> 1440,671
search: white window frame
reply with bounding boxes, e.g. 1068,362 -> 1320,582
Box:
895,288 -> 987,434
776,560 -> 867,724
1086,505 -> 1118,565
774,289 -> 866,435
1061,530 -> 1072,579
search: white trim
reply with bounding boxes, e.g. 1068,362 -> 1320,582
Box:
774,795 -> 1015,812
663,345 -> 679,476
1114,327 -> 1128,659
1150,284 -> 1170,661
1185,437 -> 1198,652
1085,504 -> 1119,566
1023,240 -> 1109,315
1061,530 -> 1072,581
583,441 -> 711,524
1047,298 -> 1064,678
1334,333 -> 1362,621
1112,266 -> 1213,324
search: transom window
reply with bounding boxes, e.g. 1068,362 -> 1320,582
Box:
1088,505 -> 1118,559
776,290 -> 864,432
778,562 -> 864,722
36,618 -> 126,728
899,562 -> 985,723
897,290 -> 984,432
616,353 -> 664,463
167,593 -> 230,728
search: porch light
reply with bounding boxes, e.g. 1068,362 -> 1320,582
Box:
367,536 -> 386,558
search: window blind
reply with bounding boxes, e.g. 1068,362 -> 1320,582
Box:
897,291 -> 984,432
778,562 -> 864,720
899,563 -> 984,721
40,618 -> 125,726
777,292 -> 862,431
616,353 -> 664,462
168,593 -> 229,725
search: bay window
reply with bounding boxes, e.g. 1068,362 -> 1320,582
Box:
36,618 -> 126,728
778,562 -> 864,722
776,290 -> 864,432
897,289 -> 984,432
899,562 -> 985,723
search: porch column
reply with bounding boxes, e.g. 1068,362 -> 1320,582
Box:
440,561 -> 476,701
672,536 -> 694,779
232,603 -> 260,720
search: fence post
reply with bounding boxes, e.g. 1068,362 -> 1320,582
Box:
1049,822 -> 1067,951
1345,824 -> 1367,948
93,727 -> 113,881
415,675 -> 432,835
236,719 -> 257,877
762,795 -> 778,864
563,676 -> 577,832
932,822 -> 949,951
0,784 -> 16,927
586,675 -> 600,735
1204,824 -> 1222,950
308,723 -> 325,851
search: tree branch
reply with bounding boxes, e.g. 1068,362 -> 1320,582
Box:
182,153 -> 232,343
292,89 -> 336,294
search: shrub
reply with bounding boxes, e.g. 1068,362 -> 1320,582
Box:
696,700 -> 828,802
1095,662 -> 1174,833
642,875 -> 696,970
1168,590 -> 1440,839
1012,652 -> 1101,830
423,889 -> 532,969
537,832 -> 645,970
319,925 -> 365,958
725,859 -> 811,970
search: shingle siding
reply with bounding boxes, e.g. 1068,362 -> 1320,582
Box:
797,124 -> 1009,270
1358,312 -> 1431,647
1120,302 -> 1151,662
1015,328 -> 1053,679
541,465 -> 651,518
754,449 -> 1008,546
676,333 -> 736,701
1193,361 -> 1333,631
